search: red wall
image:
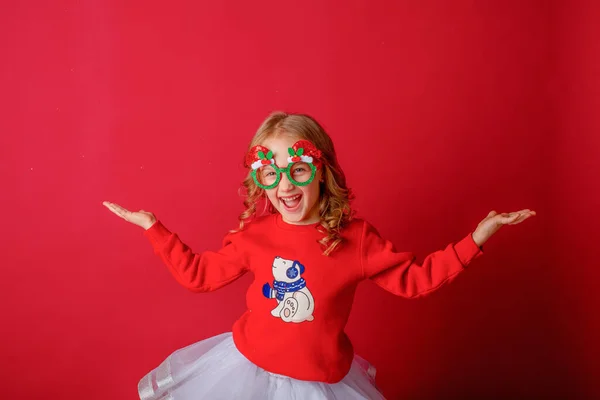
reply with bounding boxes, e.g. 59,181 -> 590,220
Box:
550,1 -> 600,398
1,1 -> 595,398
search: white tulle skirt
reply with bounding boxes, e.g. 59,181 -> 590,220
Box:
138,332 -> 385,399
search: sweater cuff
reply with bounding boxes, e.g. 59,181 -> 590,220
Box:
454,232 -> 483,267
143,220 -> 172,247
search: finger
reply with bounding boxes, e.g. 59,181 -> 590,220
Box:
502,209 -> 529,216
103,201 -> 121,215
110,203 -> 129,215
499,213 -> 520,224
106,203 -> 131,220
507,213 -> 526,225
512,209 -> 531,215
508,212 -> 535,225
105,206 -> 126,220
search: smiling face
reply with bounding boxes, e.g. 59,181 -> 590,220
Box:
260,133 -> 322,225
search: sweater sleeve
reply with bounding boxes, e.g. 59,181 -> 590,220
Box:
144,221 -> 248,292
360,221 -> 482,298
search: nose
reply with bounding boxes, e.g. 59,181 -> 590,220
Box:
278,172 -> 294,191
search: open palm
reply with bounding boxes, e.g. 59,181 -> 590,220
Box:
472,209 -> 536,247
103,201 -> 156,230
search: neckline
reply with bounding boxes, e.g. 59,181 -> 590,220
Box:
273,213 -> 321,232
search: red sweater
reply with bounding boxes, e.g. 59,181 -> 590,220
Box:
144,213 -> 482,383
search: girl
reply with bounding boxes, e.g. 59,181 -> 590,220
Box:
104,112 -> 535,399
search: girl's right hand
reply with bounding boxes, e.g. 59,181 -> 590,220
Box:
103,201 -> 157,230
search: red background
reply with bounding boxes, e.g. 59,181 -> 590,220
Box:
1,1 -> 597,399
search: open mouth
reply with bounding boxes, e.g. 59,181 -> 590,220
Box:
279,194 -> 302,212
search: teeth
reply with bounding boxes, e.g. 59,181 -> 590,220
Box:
281,195 -> 301,202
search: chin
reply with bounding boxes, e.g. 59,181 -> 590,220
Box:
279,209 -> 308,223
277,203 -> 320,225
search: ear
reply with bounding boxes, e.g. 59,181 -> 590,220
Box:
293,261 -> 305,275
286,266 -> 299,279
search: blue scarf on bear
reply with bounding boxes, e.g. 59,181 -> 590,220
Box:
273,278 -> 306,301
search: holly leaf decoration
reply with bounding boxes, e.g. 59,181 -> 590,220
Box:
288,148 -> 295,156
297,148 -> 304,156
258,151 -> 266,160
266,150 -> 273,159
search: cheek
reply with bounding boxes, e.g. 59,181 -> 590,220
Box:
300,182 -> 320,203
265,190 -> 279,205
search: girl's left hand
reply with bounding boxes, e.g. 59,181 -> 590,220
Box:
472,209 -> 536,247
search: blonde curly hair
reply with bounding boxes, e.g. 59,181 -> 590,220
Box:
234,111 -> 354,256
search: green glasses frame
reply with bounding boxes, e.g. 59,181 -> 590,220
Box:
251,162 -> 317,190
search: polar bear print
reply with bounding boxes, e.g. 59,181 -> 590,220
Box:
262,256 -> 315,323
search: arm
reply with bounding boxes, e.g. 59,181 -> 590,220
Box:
361,208 -> 536,298
102,201 -> 248,293
360,221 -> 482,298
145,221 -> 248,292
